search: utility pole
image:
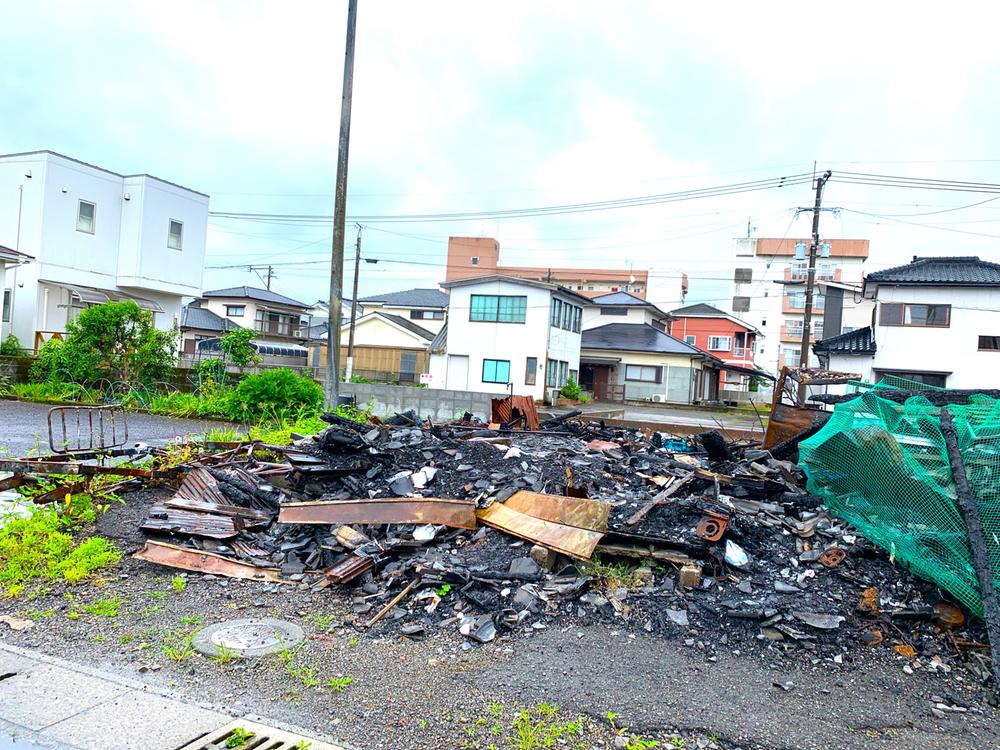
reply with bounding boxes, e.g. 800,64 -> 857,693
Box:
325,0 -> 359,407
798,170 -> 832,402
266,265 -> 273,291
345,224 -> 363,380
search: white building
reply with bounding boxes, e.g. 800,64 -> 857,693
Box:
727,237 -> 870,373
429,275 -> 587,400
815,256 -> 1000,388
0,151 -> 209,350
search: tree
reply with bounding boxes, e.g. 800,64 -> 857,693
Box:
31,301 -> 176,385
219,328 -> 259,368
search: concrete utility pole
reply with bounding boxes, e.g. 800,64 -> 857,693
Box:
266,265 -> 273,291
325,0 -> 359,407
345,224 -> 363,380
798,170 -> 832,402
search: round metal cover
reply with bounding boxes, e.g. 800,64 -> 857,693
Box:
193,618 -> 304,658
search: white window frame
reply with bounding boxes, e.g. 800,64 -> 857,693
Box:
225,305 -> 245,317
77,200 -> 96,234
707,336 -> 732,351
625,364 -> 661,383
168,219 -> 183,250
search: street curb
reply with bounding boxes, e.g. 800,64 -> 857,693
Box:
0,642 -> 359,750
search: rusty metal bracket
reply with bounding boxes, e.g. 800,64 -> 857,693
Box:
819,547 -> 847,568
48,405 -> 128,454
695,510 -> 729,542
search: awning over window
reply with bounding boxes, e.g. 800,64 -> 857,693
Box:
44,282 -> 164,313
580,355 -> 622,365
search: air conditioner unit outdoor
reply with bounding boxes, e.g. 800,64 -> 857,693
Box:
651,394 -> 665,403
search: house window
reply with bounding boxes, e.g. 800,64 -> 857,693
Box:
875,369 -> 948,388
550,299 -> 561,326
545,359 -> 569,387
684,335 -> 696,346
2,289 -> 10,323
400,351 -> 418,381
734,268 -> 752,283
410,310 -> 445,320
562,301 -> 572,329
610,287 -> 619,292
634,286 -> 642,292
573,306 -> 582,333
880,303 -> 951,328
470,295 -> 526,323
77,200 -> 96,233
525,356 -> 537,385
817,262 -> 837,280
625,365 -> 661,383
587,285 -> 595,291
979,336 -> 1000,351
708,336 -> 732,351
470,256 -> 479,265
168,219 -> 183,250
786,292 -> 805,309
790,261 -> 808,280
482,359 -> 510,384
600,307 -> 628,316
732,296 -> 750,312
569,369 -> 578,383
225,305 -> 245,317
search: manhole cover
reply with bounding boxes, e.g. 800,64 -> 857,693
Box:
193,618 -> 304,658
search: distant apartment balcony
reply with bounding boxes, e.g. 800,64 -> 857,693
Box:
253,321 -> 308,340
733,346 -> 747,358
780,323 -> 823,343
783,267 -> 841,283
782,296 -> 825,315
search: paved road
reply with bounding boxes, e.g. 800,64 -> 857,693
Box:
0,399 -> 233,457
547,400 -> 764,432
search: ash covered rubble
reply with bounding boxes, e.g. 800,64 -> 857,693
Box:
132,410 -> 992,681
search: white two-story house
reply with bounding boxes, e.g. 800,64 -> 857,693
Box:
814,256 -> 1000,388
429,275 -> 587,400
0,151 -> 209,350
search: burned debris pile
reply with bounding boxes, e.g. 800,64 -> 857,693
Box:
113,408 -> 993,681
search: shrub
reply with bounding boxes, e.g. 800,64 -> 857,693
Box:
30,301 -> 176,385
559,377 -> 584,401
197,358 -> 227,384
0,333 -> 25,356
219,328 -> 259,368
12,381 -> 100,404
226,369 -> 323,422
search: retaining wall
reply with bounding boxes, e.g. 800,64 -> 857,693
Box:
339,382 -> 493,421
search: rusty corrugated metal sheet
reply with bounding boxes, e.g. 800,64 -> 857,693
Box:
491,396 -> 540,431
277,497 -> 477,530
133,541 -> 282,581
476,501 -> 604,559
504,491 -> 609,532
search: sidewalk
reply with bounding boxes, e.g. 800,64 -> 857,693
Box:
0,643 -> 345,750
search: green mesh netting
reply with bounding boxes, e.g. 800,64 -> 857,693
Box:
799,384 -> 1000,617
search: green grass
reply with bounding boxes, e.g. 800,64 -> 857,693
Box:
10,381 -> 100,404
226,727 -> 255,749
201,426 -> 242,442
326,676 -> 352,693
170,575 -> 186,592
582,553 -> 638,592
0,500 -> 121,597
82,595 -> 121,617
161,626 -> 199,662
248,412 -> 327,446
210,643 -> 239,664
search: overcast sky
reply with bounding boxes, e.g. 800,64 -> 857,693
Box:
3,1 -> 999,311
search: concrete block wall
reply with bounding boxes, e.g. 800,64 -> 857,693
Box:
339,382 -> 494,422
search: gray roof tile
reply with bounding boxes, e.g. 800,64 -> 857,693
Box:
202,286 -> 308,308
359,288 -> 449,308
813,326 -> 877,355
581,323 -> 706,356
866,256 -> 1000,286
180,305 -> 241,333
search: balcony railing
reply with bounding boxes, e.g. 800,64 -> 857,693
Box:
733,346 -> 747,358
253,321 -> 309,338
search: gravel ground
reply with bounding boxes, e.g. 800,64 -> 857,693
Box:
0,399 -> 233,457
2,490 -> 998,750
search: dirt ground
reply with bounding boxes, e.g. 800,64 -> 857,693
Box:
2,489 -> 999,750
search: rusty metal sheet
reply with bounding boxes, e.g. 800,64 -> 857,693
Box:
31,482 -> 88,505
0,474 -> 28,492
476,501 -> 603,559
133,540 -> 282,582
173,467 -> 231,505
0,459 -> 174,479
141,504 -> 241,539
504,490 -> 609,532
324,553 -> 375,584
763,403 -> 824,449
491,395 -> 540,431
278,497 -> 477,530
